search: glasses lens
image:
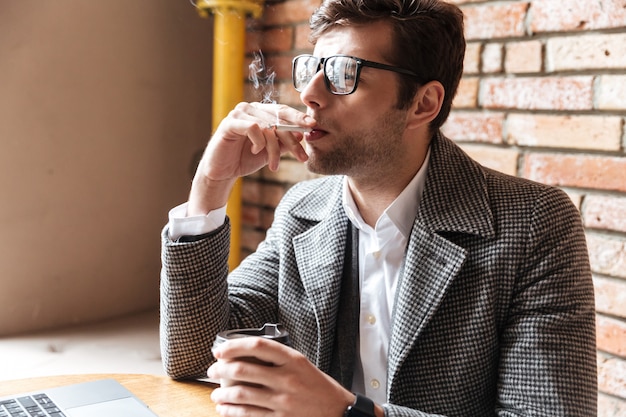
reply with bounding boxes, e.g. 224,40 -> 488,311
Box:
293,56 -> 320,92
292,55 -> 360,94
325,56 -> 358,94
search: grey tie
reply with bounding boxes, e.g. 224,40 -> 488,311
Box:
329,221 -> 360,388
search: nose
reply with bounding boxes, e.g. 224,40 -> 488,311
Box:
299,70 -> 328,109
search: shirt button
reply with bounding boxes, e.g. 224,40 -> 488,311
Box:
370,379 -> 381,390
366,314 -> 376,325
372,251 -> 381,259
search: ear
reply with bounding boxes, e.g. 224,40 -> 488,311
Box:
405,81 -> 445,130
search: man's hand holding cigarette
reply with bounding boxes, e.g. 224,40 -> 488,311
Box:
187,102 -> 316,217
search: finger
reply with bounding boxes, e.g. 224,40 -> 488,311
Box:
220,121 -> 272,161
208,357 -> 280,390
260,129 -> 308,171
273,103 -> 316,127
223,107 -> 299,159
211,384 -> 274,417
215,403 -> 272,417
274,131 -> 309,163
245,125 -> 269,155
210,384 -> 271,408
233,102 -> 315,129
263,131 -> 281,172
236,102 -> 279,121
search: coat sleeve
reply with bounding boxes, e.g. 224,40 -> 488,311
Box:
159,221 -> 231,379
494,186 -> 597,416
160,215 -> 285,380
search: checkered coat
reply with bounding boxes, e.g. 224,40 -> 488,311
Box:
160,132 -> 597,416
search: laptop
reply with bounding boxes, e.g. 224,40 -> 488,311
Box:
0,378 -> 159,417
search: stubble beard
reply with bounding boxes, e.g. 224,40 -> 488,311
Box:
304,108 -> 407,182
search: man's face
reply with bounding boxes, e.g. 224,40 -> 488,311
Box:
299,21 -> 411,181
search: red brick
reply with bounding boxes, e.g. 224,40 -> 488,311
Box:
240,248 -> 253,262
506,114 -> 622,151
546,33 -> 626,72
586,233 -> 626,279
242,51 -> 290,102
594,276 -> 626,318
263,0 -> 321,26
246,30 -> 262,54
523,153 -> 626,192
442,111 -> 504,144
245,80 -> 297,105
596,315 -> 626,357
259,182 -> 287,207
597,75 -> 626,111
505,40 -> 543,74
597,352 -> 626,398
244,79 -> 281,104
260,207 -> 275,230
277,82 -> 303,107
247,27 -> 293,54
242,178 -> 262,204
564,190 -> 583,210
530,0 -> 626,32
459,144 -> 519,176
598,393 -> 626,417
463,42 -> 481,75
294,23 -> 313,51
241,204 -> 262,227
453,77 -> 479,108
241,227 -> 265,252
584,195 -> 626,233
481,76 -> 594,110
482,43 -> 503,73
258,27 -> 294,53
263,55 -> 293,81
462,3 -> 530,40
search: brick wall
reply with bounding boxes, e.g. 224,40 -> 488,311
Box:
240,1 -> 626,415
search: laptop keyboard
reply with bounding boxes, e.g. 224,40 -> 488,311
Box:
0,394 -> 65,417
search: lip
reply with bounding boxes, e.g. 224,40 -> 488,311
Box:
305,128 -> 327,142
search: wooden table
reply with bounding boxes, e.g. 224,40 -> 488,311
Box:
0,373 -> 219,417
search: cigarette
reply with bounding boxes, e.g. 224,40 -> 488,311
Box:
268,124 -> 312,133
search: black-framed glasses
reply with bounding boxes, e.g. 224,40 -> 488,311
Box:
292,54 -> 422,95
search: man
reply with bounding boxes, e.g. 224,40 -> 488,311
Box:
160,0 -> 597,416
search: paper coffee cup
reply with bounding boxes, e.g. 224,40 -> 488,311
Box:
212,323 -> 290,387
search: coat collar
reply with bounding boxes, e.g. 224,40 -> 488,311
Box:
418,131 -> 495,238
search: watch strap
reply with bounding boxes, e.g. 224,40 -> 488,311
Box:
344,394 -> 376,417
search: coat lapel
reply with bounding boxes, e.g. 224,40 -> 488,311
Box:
387,222 -> 467,388
290,177 -> 349,371
387,133 -> 496,392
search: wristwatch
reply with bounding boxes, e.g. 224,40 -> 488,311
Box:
344,394 -> 376,417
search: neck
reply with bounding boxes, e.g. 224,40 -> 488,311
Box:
347,164 -> 418,228
348,129 -> 432,227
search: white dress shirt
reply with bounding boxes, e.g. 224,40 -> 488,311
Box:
167,149 -> 430,405
341,150 -> 430,404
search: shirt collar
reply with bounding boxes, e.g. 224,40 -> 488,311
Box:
342,147 -> 431,238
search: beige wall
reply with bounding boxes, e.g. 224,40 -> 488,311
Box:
0,1 -> 213,335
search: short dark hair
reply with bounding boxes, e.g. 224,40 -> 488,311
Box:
309,0 -> 465,131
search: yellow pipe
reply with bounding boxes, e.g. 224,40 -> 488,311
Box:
196,0 -> 264,270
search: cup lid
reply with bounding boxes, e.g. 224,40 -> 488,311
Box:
213,323 -> 290,347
